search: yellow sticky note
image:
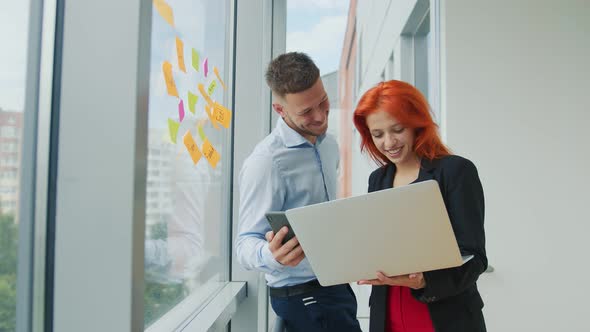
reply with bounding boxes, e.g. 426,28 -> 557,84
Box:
153,0 -> 175,28
213,66 -> 226,90
208,80 -> 217,95
198,83 -> 213,106
202,138 -> 220,169
162,61 -> 178,97
204,103 -> 220,129
176,37 -> 186,72
187,91 -> 198,114
168,118 -> 180,143
191,49 -> 200,72
213,102 -> 232,128
183,131 -> 202,165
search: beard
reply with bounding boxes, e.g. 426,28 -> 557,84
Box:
285,114 -> 327,136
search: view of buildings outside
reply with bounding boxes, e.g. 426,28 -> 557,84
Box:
0,0 -> 29,330
0,110 -> 22,216
0,109 -> 22,331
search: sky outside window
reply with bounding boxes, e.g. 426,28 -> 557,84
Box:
0,2 -> 30,111
287,0 -> 349,75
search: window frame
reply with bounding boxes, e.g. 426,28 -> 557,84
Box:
16,0 -> 58,330
400,0 -> 442,126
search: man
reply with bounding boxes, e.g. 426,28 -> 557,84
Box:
236,52 -> 361,331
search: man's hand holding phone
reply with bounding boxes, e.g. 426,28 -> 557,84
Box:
266,227 -> 305,267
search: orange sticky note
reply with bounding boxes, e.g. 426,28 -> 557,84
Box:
198,83 -> 213,106
153,0 -> 175,28
213,66 -> 226,90
204,103 -> 219,129
162,61 -> 178,97
183,131 -> 202,165
202,138 -> 220,168
176,37 -> 186,72
212,102 -> 232,128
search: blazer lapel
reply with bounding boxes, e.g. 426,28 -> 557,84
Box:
381,164 -> 395,189
416,158 -> 438,183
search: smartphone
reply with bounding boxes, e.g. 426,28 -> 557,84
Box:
265,211 -> 296,244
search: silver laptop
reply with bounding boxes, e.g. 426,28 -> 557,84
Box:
285,180 -> 465,286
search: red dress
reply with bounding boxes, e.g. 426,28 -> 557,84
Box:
386,286 -> 435,332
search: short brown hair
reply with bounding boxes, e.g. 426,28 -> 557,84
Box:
265,52 -> 320,98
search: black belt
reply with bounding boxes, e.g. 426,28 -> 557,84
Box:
269,279 -> 323,298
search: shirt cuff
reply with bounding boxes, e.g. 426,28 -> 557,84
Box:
261,243 -> 286,274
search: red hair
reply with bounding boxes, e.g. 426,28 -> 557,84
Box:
353,80 -> 450,166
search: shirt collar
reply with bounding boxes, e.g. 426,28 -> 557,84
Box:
276,117 -> 326,148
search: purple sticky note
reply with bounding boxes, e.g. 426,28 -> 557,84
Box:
203,58 -> 208,77
179,99 -> 185,122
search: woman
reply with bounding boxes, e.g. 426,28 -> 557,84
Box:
354,80 -> 487,332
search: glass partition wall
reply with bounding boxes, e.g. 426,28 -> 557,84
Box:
144,0 -> 234,329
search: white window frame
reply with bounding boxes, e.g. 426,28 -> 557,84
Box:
230,0 -> 280,331
400,0 -> 442,125
17,0 -> 57,330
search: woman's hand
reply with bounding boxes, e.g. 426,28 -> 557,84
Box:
357,271 -> 426,289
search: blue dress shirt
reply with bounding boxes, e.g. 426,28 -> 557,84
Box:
236,117 -> 339,287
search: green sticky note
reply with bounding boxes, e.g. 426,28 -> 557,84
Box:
188,91 -> 198,114
198,125 -> 206,141
168,118 -> 180,143
192,49 -> 200,72
207,80 -> 217,96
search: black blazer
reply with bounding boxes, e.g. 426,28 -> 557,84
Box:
368,155 -> 487,332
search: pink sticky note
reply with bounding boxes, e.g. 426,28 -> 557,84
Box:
203,58 -> 208,77
179,99 -> 185,122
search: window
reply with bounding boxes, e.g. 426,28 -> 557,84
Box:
0,126 -> 18,138
355,30 -> 362,103
0,1 -> 29,330
402,0 -> 441,125
413,10 -> 430,103
1,143 -> 17,152
286,0 -> 347,138
144,0 -> 232,329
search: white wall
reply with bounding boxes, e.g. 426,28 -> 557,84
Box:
443,1 -> 590,330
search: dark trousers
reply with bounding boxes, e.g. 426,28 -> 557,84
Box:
270,284 -> 362,332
